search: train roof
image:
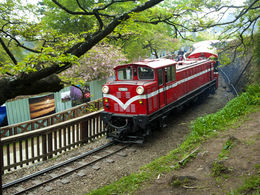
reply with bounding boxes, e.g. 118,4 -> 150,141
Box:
115,58 -> 212,71
133,59 -> 176,68
188,41 -> 218,59
188,47 -> 218,59
114,59 -> 176,70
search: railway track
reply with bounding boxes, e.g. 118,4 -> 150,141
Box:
2,141 -> 130,195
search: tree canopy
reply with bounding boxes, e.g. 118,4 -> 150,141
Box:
0,0 -> 259,105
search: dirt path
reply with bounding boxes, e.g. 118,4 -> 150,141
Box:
136,110 -> 260,195
2,74 -> 235,195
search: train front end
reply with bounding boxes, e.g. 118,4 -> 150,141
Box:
101,64 -> 156,143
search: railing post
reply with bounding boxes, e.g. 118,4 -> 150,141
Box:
42,134 -> 47,161
80,120 -> 89,145
100,99 -> 102,109
95,101 -> 99,110
47,132 -> 53,159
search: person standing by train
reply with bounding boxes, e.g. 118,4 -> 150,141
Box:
176,49 -> 184,61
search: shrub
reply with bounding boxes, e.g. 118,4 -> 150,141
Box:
190,84 -> 260,140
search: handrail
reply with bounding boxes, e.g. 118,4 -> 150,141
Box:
0,98 -> 103,137
2,99 -> 102,128
1,110 -> 103,144
1,107 -> 108,172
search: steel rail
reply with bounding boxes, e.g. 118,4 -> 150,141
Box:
2,141 -> 115,189
13,143 -> 129,195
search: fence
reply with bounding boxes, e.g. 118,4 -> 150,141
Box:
1,110 -> 105,172
219,68 -> 239,96
0,99 -> 103,137
0,99 -> 105,172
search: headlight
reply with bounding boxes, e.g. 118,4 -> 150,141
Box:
136,86 -> 144,95
102,86 -> 109,94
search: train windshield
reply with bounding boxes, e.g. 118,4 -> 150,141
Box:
138,67 -> 154,80
117,67 -> 133,80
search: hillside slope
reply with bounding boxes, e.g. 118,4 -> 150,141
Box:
136,110 -> 260,195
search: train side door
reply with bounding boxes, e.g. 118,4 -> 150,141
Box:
158,68 -> 166,108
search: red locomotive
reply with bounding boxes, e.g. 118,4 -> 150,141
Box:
101,51 -> 219,143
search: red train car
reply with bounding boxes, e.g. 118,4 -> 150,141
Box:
101,57 -> 218,143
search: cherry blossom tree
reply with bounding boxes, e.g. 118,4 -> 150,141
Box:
60,43 -> 127,84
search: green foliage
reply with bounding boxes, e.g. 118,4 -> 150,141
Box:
211,161 -> 230,177
0,1 -> 84,77
218,1 -> 260,66
211,137 -> 236,177
114,22 -> 178,61
0,44 -> 79,75
0,0 -> 39,75
172,178 -> 182,187
253,24 -> 260,84
190,84 -> 260,142
41,0 -> 96,34
88,172 -> 151,195
218,137 -> 235,160
170,176 -> 195,188
104,3 -> 189,60
193,31 -> 218,42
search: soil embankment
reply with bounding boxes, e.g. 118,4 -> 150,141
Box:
136,110 -> 260,194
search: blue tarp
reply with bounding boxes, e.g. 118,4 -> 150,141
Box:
0,105 -> 7,125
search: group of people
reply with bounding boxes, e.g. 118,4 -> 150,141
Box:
175,47 -> 193,61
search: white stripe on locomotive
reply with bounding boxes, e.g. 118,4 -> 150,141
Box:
104,68 -> 213,110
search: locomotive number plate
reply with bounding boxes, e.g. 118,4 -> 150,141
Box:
118,88 -> 128,91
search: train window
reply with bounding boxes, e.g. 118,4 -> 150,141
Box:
158,69 -> 163,86
133,68 -> 137,77
118,67 -> 133,80
166,65 -> 176,83
138,67 -> 154,80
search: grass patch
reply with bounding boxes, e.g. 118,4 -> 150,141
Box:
211,161 -> 230,177
229,164 -> 260,195
88,84 -> 260,195
243,138 -> 256,146
210,136 -> 237,178
170,175 -> 197,188
218,136 -> 238,160
91,172 -> 152,194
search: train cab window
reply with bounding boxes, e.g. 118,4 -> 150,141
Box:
138,67 -> 154,80
118,67 -> 133,80
158,69 -> 163,86
166,65 -> 176,83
